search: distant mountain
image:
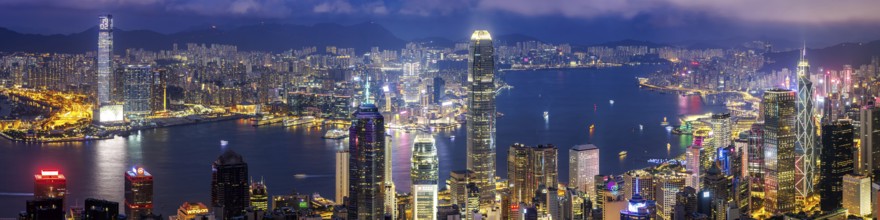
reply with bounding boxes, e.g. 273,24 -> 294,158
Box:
0,22 -> 406,54
593,39 -> 666,48
762,40 -> 880,71
493,33 -> 542,45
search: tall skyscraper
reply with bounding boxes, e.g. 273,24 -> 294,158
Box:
711,113 -> 732,150
622,170 -> 653,202
335,150 -> 349,204
433,77 -> 445,104
249,179 -> 268,211
412,134 -> 438,220
818,120 -> 854,212
685,145 -> 702,191
125,167 -> 154,220
858,106 -> 880,175
761,89 -> 796,215
34,170 -> 66,207
794,48 -> 817,200
211,150 -> 249,219
123,65 -> 153,116
746,124 -> 764,212
508,143 -> 558,205
150,67 -> 168,114
467,30 -> 496,203
348,104 -> 386,220
569,144 -> 599,198
97,15 -> 113,105
654,171 -> 687,220
842,174 -> 872,217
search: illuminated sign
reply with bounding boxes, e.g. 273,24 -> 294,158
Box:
97,104 -> 124,122
99,16 -> 112,30
41,170 -> 59,176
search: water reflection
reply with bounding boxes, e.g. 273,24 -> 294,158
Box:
93,136 -> 127,206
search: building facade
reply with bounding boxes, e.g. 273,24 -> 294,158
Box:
348,104 -> 387,220
761,89 -> 797,215
125,167 -> 154,219
569,144 -> 599,199
467,30 -> 497,203
412,134 -> 439,220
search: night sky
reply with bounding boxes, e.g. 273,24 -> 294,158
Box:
3,0 -> 880,46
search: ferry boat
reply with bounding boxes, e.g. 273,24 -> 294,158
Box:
543,111 -> 549,119
619,151 -> 628,157
660,117 -> 669,126
609,100 -> 615,105
322,129 -> 348,139
283,116 -> 316,127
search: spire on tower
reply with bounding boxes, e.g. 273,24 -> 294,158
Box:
363,76 -> 372,104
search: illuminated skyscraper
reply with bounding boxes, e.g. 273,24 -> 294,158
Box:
745,124 -> 764,212
125,167 -> 154,220
794,48 -> 817,200
569,144 -> 599,198
348,104 -> 386,220
411,134 -> 438,220
335,150 -> 349,204
818,120 -> 854,212
622,170 -> 653,202
467,30 -> 496,203
842,174 -> 871,217
685,145 -> 702,191
123,65 -> 153,116
97,15 -> 113,105
508,143 -> 558,205
249,179 -> 268,211
858,106 -> 880,175
150,68 -> 168,114
761,89 -> 796,215
34,170 -> 66,207
711,113 -> 732,150
211,150 -> 249,219
447,170 -> 473,216
654,171 -> 687,220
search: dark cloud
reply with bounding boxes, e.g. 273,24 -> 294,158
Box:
0,0 -> 878,46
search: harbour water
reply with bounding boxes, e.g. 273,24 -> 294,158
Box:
0,65 -> 725,216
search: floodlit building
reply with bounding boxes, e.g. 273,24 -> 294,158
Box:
570,144 -> 599,198
125,167 -> 154,219
467,29 -> 497,204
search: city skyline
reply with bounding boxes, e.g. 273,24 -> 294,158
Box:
4,2 -> 880,219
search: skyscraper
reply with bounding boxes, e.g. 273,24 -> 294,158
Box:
794,48 -> 817,200
211,150 -> 249,219
34,170 -> 66,207
711,113 -> 732,150
22,198 -> 64,220
123,65 -> 153,116
685,145 -> 702,191
858,106 -> 880,175
818,120 -> 854,212
249,179 -> 268,211
467,30 -> 496,203
842,174 -> 871,217
412,134 -> 439,220
508,143 -> 558,205
433,77 -> 445,104
348,104 -> 386,220
570,144 -> 599,199
746,124 -> 764,212
761,89 -> 796,215
125,167 -> 154,220
97,15 -> 113,105
447,170 -> 473,216
150,67 -> 168,114
654,171 -> 687,220
335,150 -> 349,204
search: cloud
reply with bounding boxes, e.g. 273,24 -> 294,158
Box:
166,0 -> 291,17
475,0 -> 880,24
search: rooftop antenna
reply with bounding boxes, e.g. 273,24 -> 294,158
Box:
364,76 -> 372,104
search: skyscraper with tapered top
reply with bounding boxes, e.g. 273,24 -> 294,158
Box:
348,102 -> 386,220
467,30 -> 496,205
761,89 -> 796,215
794,46 -> 816,202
